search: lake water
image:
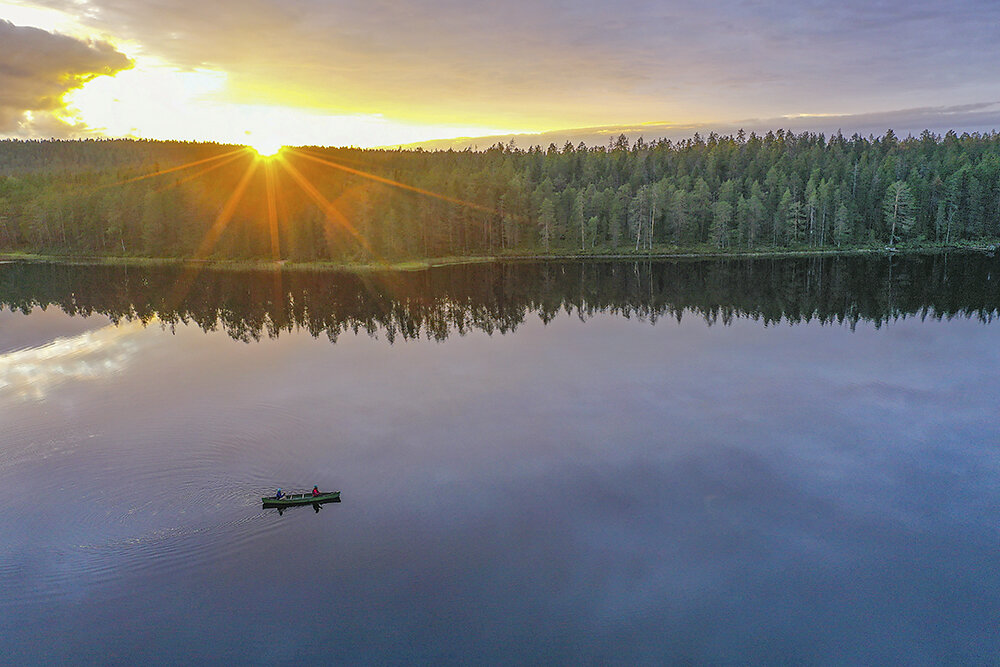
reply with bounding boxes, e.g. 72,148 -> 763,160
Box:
1,254 -> 999,663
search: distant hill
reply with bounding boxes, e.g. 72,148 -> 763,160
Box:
390,103 -> 1000,151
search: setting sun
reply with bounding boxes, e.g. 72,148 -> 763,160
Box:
250,141 -> 284,158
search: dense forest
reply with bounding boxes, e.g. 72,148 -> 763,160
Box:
1,129 -> 999,261
1,253 -> 997,344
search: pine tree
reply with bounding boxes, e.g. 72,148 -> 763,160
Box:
883,180 -> 915,245
538,197 -> 556,251
711,200 -> 733,248
834,203 -> 851,246
774,188 -> 793,245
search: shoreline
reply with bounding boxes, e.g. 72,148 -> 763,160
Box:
0,243 -> 995,272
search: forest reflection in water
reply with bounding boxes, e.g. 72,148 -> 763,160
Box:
0,251 -> 997,343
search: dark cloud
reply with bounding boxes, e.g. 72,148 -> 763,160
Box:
0,20 -> 132,135
400,102 -> 1000,150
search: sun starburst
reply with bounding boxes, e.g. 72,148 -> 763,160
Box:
250,141 -> 284,159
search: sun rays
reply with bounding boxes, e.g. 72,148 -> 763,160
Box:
152,150 -> 248,193
108,143 -> 496,270
275,154 -> 376,258
290,148 -> 495,214
103,142 -> 508,314
111,148 -> 247,187
100,142 -> 498,314
263,159 -> 281,261
193,158 -> 260,259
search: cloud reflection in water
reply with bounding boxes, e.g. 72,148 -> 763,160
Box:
0,320 -> 148,400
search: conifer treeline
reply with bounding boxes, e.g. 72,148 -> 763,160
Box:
0,130 -> 998,260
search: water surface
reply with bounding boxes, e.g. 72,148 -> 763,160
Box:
2,254 -> 999,663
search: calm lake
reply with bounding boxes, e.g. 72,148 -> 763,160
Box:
2,253 -> 999,663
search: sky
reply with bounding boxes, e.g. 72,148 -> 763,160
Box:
1,0 -> 999,148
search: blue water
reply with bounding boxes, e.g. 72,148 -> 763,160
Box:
1,258 -> 998,663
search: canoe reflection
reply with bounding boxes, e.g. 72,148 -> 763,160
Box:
269,497 -> 341,516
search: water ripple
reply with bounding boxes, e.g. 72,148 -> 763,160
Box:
0,414 -> 335,606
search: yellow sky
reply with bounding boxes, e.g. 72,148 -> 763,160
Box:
64,61 -> 527,149
0,1 -> 532,147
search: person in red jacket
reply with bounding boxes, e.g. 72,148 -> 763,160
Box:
312,485 -> 320,496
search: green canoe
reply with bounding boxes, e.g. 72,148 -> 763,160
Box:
262,491 -> 340,507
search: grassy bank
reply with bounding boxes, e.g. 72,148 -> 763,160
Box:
1,241 -> 996,273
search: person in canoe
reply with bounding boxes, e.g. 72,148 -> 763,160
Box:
275,488 -> 284,500
312,485 -> 320,497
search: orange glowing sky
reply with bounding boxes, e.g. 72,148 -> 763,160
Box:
1,0 -> 999,148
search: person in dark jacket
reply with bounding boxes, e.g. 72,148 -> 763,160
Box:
275,488 -> 284,499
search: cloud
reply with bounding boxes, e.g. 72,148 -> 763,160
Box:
398,102 -> 1000,150
0,20 -> 132,135
21,0 -> 1000,130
